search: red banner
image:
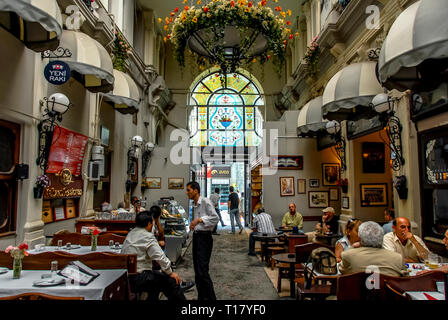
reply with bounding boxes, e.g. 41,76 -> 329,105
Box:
47,127 -> 88,176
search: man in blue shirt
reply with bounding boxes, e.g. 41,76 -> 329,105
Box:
382,208 -> 395,234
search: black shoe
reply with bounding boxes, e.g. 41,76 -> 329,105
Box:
180,281 -> 195,292
248,252 -> 256,256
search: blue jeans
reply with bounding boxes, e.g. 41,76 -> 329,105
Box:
229,208 -> 243,233
248,231 -> 259,254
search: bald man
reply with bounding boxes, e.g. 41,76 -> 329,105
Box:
281,203 -> 303,229
383,217 -> 430,263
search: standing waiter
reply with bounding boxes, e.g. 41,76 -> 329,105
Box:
186,181 -> 219,300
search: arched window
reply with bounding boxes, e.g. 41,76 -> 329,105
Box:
189,70 -> 264,147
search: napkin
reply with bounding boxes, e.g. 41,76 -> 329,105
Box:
423,292 -> 438,300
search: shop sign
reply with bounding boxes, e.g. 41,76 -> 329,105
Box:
211,166 -> 231,178
47,127 -> 88,176
44,61 -> 71,85
43,170 -> 83,200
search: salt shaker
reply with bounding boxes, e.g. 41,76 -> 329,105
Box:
51,261 -> 58,277
57,240 -> 63,248
109,240 -> 114,248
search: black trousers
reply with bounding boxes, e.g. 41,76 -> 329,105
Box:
193,231 -> 216,300
129,270 -> 186,301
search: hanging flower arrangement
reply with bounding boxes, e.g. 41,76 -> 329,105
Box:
113,31 -> 132,72
162,0 -> 298,75
304,35 -> 320,76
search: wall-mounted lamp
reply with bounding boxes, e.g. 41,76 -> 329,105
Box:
370,93 -> 404,171
326,120 -> 347,172
36,93 -> 72,172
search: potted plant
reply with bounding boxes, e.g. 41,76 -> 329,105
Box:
5,243 -> 29,279
393,175 -> 408,200
87,227 -> 101,251
304,35 -> 320,77
34,174 -> 50,199
337,178 -> 349,193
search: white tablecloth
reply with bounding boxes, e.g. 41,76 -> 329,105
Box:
28,246 -> 122,255
0,269 -> 127,300
405,291 -> 445,300
406,263 -> 448,276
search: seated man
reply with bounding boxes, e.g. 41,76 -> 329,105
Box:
339,221 -> 407,277
121,211 -> 186,301
316,207 -> 339,234
383,217 -> 430,263
129,196 -> 145,214
382,208 -> 395,235
248,207 -> 276,256
116,202 -> 128,214
281,203 -> 303,229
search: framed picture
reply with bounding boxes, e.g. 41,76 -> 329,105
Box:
270,155 -> 304,170
362,142 -> 385,173
168,178 -> 184,189
309,179 -> 320,188
329,188 -> 339,201
280,177 -> 295,196
297,179 -> 306,194
146,177 -> 161,189
342,196 -> 349,209
322,163 -> 340,186
54,206 -> 66,221
360,183 -> 388,206
308,191 -> 329,208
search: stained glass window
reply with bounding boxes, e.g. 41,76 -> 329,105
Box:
189,71 -> 263,147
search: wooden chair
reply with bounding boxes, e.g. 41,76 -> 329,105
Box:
50,232 -> 126,246
384,271 -> 446,301
336,272 -> 396,300
0,251 -> 137,274
0,292 -> 84,300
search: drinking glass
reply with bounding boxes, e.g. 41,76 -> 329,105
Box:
51,261 -> 58,273
428,253 -> 440,269
109,240 -> 114,248
57,240 -> 62,248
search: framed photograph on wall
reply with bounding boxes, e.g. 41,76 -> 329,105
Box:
168,178 -> 184,189
308,191 -> 329,208
54,206 -> 66,221
309,179 -> 319,188
322,163 -> 340,186
280,177 -> 295,196
297,179 -> 306,194
360,183 -> 388,206
270,155 -> 304,170
329,188 -> 339,201
362,142 -> 385,173
146,177 -> 161,189
342,196 -> 349,209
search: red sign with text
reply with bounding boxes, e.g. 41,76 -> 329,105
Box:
47,127 -> 88,176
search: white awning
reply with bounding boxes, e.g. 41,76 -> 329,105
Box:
103,69 -> 140,114
322,62 -> 383,121
378,0 -> 448,92
54,30 -> 114,93
0,0 -> 63,52
297,96 -> 327,137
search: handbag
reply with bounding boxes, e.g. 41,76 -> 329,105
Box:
304,247 -> 337,289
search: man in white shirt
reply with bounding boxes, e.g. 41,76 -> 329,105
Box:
383,217 -> 430,263
121,211 -> 186,301
187,181 -> 219,300
210,188 -> 225,235
248,207 -> 276,256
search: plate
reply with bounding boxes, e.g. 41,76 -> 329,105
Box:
62,244 -> 81,250
0,267 -> 9,274
33,278 -> 65,287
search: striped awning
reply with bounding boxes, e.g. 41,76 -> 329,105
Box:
0,0 -> 63,52
378,0 -> 448,91
297,96 -> 327,137
54,30 -> 114,93
103,69 -> 140,114
322,62 -> 383,121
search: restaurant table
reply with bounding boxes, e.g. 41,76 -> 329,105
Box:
405,291 -> 445,300
252,233 -> 282,263
0,269 -> 128,300
272,253 -> 297,298
406,263 -> 448,276
275,227 -> 293,232
28,245 -> 123,255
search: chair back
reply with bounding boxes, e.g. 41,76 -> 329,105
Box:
0,292 -> 84,300
0,251 -> 137,274
51,232 -> 126,246
287,235 -> 308,253
337,272 -> 395,300
294,242 -> 335,263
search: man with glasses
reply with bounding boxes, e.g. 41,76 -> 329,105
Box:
383,217 -> 430,263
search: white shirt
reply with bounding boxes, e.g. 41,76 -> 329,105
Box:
209,193 -> 220,208
383,232 -> 429,262
121,227 -> 172,274
192,196 -> 219,232
252,212 -> 276,234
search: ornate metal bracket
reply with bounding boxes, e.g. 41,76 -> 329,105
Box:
36,118 -> 57,173
334,135 -> 347,173
386,115 -> 405,171
141,150 -> 152,179
368,48 -> 381,61
41,47 -> 73,60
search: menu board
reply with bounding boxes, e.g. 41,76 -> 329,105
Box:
47,127 -> 88,176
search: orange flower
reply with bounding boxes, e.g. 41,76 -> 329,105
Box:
204,7 -> 209,12
197,0 -> 202,4
261,0 -> 267,5
158,18 -> 162,23
183,0 -> 187,3
170,12 -> 175,17
275,6 -> 281,11
170,17 -> 173,22
280,11 -> 286,18
248,2 -> 253,7
184,5 -> 189,11
230,0 -> 235,6
192,17 -> 198,23
286,20 -> 291,25
287,9 -> 292,16
295,32 -> 300,37
163,37 -> 167,43
289,34 -> 293,39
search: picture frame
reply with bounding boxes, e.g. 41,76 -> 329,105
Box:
362,142 -> 385,173
297,179 -> 306,194
360,183 -> 388,207
270,155 -> 304,170
280,177 -> 295,196
54,206 -> 66,221
168,178 -> 184,189
329,188 -> 339,201
322,163 -> 340,186
309,179 -> 320,188
308,191 -> 329,208
146,177 -> 161,189
342,196 -> 349,209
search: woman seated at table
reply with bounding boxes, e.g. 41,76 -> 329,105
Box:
335,218 -> 362,262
